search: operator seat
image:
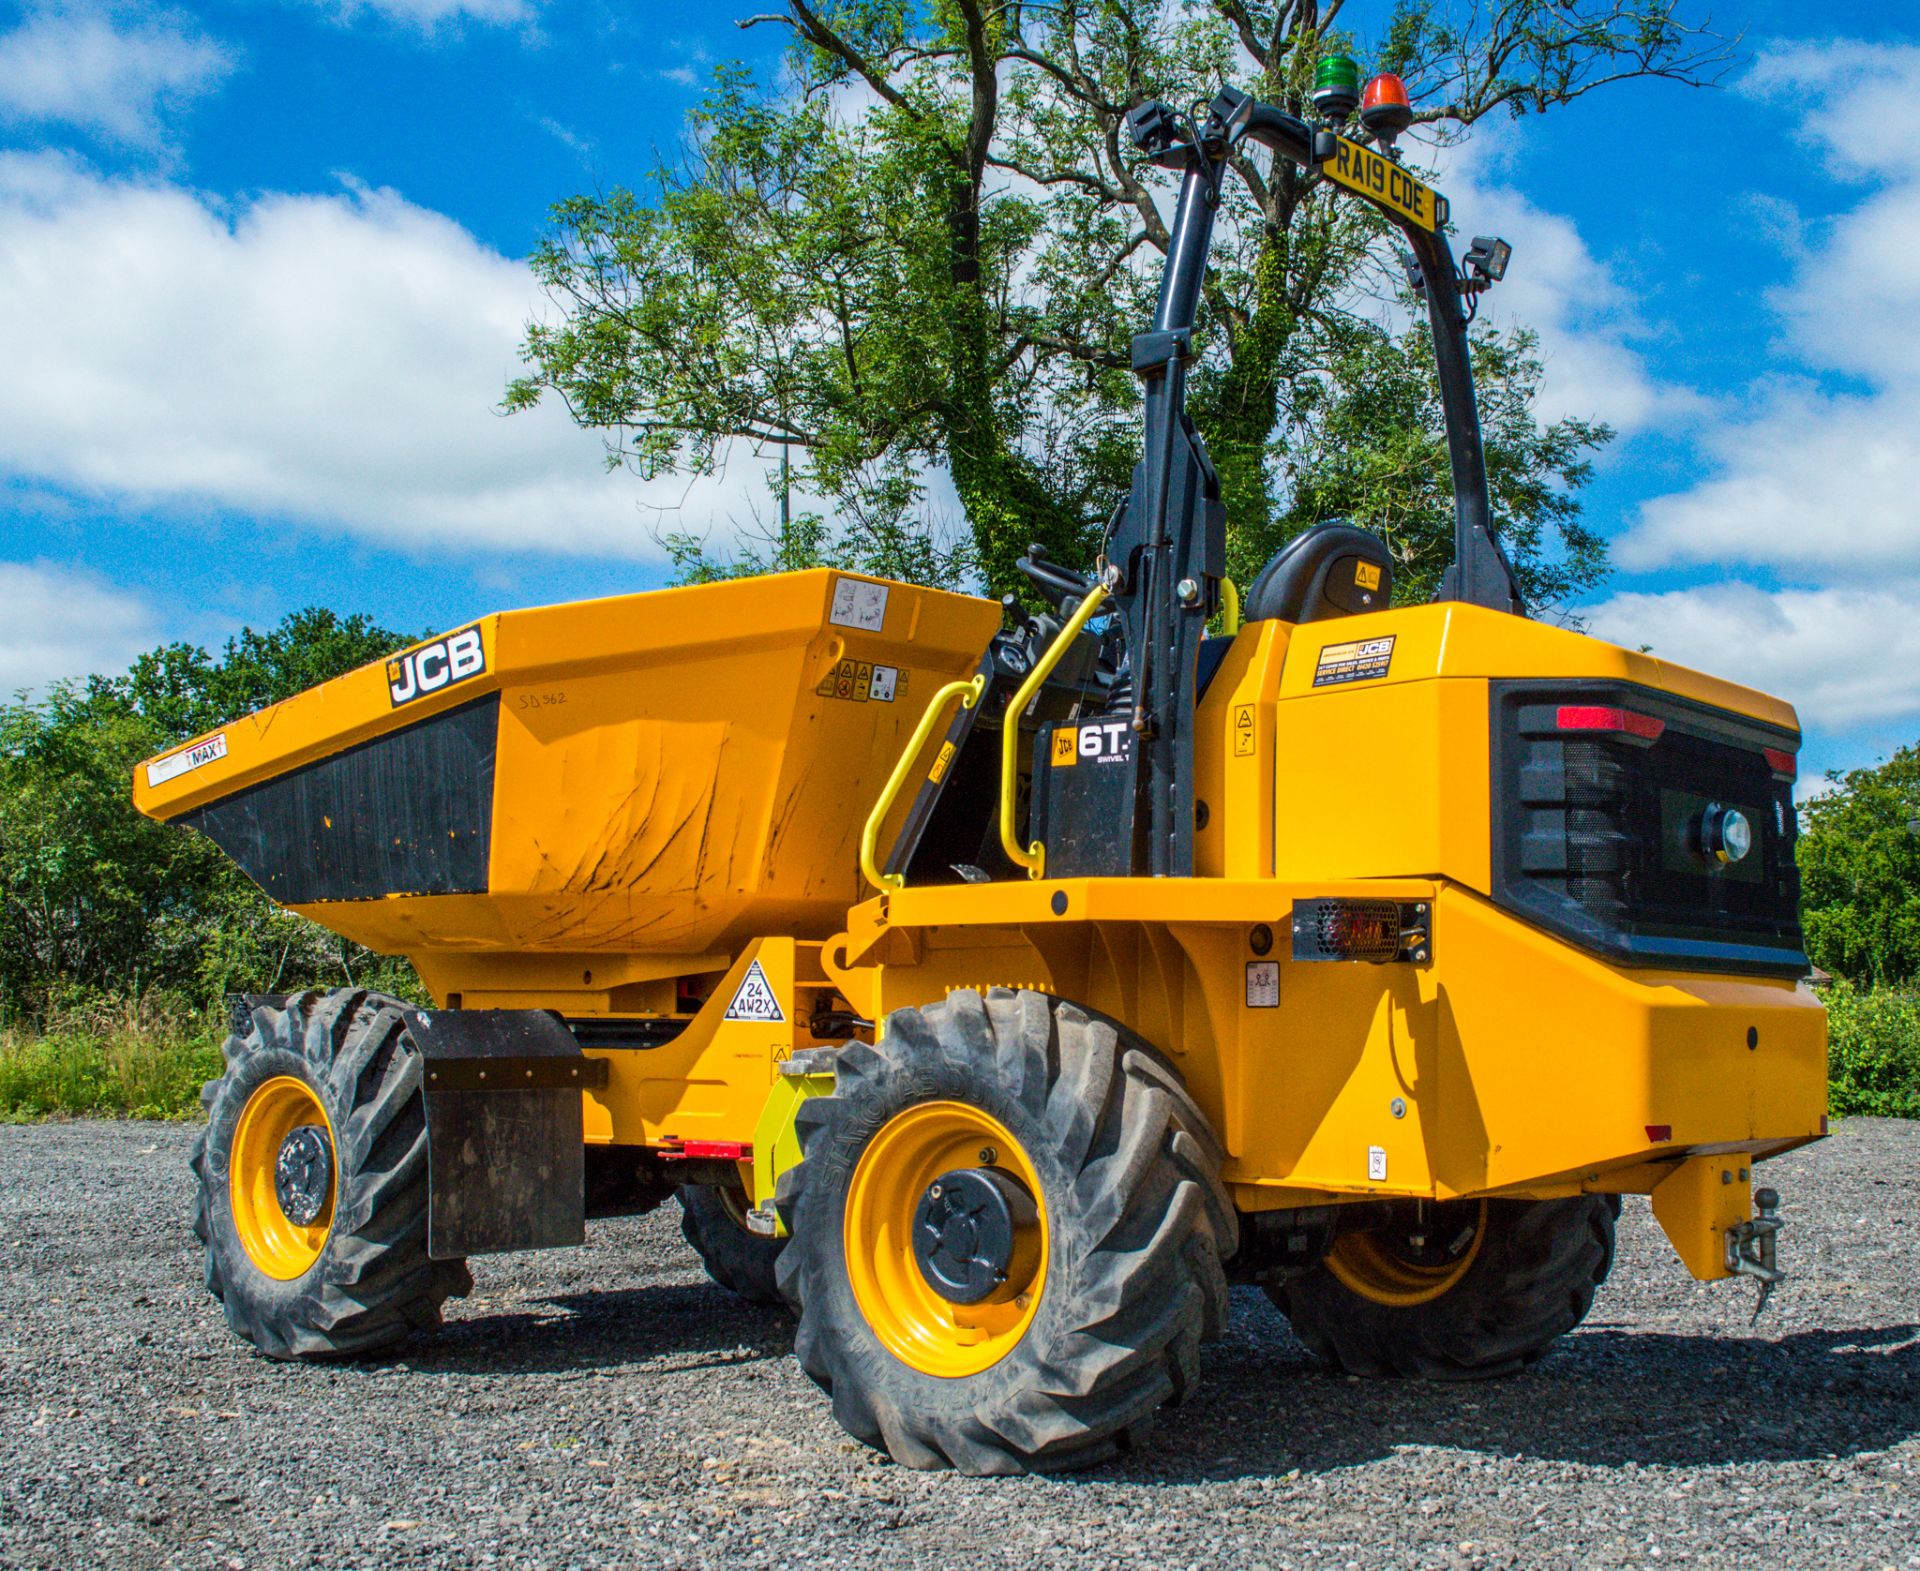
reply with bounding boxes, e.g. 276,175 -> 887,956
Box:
1243,521 -> 1393,623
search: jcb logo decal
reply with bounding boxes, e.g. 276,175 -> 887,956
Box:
1052,721 -> 1131,767
388,625 -> 486,707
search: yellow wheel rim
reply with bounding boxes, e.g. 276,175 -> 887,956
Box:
844,1102 -> 1048,1378
1324,1201 -> 1488,1308
229,1075 -> 336,1281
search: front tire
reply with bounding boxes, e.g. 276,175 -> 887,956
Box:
776,988 -> 1236,1475
1268,1196 -> 1618,1379
191,990 -> 471,1358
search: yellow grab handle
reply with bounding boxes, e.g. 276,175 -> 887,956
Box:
999,583 -> 1111,880
860,675 -> 986,891
1219,576 -> 1241,635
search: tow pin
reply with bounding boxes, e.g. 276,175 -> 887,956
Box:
1725,1186 -> 1786,1324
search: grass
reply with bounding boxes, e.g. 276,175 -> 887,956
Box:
0,998 -> 221,1121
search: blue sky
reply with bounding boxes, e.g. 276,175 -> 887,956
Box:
0,0 -> 1916,788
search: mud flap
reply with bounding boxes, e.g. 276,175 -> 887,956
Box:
405,1008 -> 610,1259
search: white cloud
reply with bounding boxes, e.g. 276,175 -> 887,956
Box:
0,154 -> 765,559
296,0 -> 542,29
0,6 -> 233,148
1430,139 -> 1684,435
1590,41 -> 1920,734
0,560 -> 158,693
1587,579 -> 1920,729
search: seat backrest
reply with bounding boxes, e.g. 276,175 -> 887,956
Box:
1243,522 -> 1393,624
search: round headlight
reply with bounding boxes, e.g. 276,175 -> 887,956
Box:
1701,804 -> 1753,864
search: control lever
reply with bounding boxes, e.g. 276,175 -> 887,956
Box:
1015,543 -> 1094,613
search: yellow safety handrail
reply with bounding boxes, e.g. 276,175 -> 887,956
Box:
998,584 -> 1111,880
1218,576 -> 1241,635
860,675 -> 986,891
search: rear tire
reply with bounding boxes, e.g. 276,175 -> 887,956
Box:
776,988 -> 1236,1475
191,990 -> 472,1359
678,1184 -> 785,1305
1268,1196 -> 1618,1379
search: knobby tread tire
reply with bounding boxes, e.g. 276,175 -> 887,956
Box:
1268,1196 -> 1620,1380
774,988 -> 1237,1475
678,1186 -> 786,1305
191,989 -> 472,1359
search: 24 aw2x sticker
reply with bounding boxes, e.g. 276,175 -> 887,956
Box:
723,959 -> 785,1023
388,625 -> 485,707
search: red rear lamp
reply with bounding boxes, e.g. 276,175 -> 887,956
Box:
1555,704 -> 1665,742
1359,72 -> 1414,138
1294,898 -> 1403,963
1762,746 -> 1797,780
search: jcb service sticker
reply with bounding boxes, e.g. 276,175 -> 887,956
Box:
388,625 -> 486,707
1312,634 -> 1395,688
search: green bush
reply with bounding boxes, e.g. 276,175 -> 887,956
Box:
1823,979 -> 1920,1120
0,996 -> 221,1121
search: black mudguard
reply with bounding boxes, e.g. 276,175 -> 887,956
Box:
403,1008 -> 609,1259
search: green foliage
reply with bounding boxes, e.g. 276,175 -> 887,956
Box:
662,502 -> 977,590
1263,317 -> 1611,608
1797,745 -> 1920,985
0,610 -> 425,1024
1822,980 -> 1920,1120
512,1 -> 1724,597
0,997 -> 222,1121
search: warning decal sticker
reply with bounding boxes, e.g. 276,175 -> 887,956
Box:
815,659 -> 906,704
1245,961 -> 1279,1008
1312,634 -> 1396,688
723,959 -> 786,1024
829,578 -> 889,632
1232,704 -> 1255,757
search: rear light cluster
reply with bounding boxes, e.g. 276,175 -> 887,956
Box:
1556,705 -> 1665,742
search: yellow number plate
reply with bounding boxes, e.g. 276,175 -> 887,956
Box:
1322,137 -> 1447,233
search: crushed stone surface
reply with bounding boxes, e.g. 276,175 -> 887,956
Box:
0,1118 -> 1915,1570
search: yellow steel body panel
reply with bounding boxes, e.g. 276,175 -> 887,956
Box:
133,570 -> 1000,997
1263,602 -> 1796,890
1651,1156 -> 1756,1281
830,877 -> 1825,1215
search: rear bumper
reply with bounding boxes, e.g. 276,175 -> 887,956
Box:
1430,885 -> 1827,1199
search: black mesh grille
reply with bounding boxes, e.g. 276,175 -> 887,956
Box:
1491,682 -> 1806,977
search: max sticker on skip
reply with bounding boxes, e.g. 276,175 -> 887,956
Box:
389,626 -> 486,707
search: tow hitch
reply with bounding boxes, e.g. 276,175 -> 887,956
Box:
1725,1186 -> 1786,1322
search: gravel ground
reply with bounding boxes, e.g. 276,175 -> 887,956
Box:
0,1120 -> 1915,1571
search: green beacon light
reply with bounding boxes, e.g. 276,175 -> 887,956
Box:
1312,55 -> 1361,123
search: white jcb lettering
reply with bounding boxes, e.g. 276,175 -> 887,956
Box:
447,627 -> 484,680
415,646 -> 449,692
387,624 -> 487,706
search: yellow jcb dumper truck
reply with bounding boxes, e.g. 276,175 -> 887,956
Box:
136,86 -> 1824,1475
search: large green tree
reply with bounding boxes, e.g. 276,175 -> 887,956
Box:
510,0 -> 1726,600
0,611 -> 420,1021
1798,745 -> 1920,986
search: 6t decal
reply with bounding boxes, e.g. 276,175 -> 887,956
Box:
388,626 -> 486,707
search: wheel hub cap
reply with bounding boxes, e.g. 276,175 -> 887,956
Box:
912,1166 -> 1040,1305
275,1124 -> 334,1227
